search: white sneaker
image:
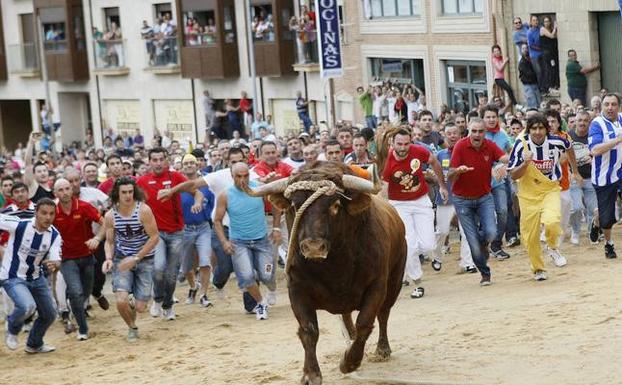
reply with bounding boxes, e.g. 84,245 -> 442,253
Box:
5,331 -> 18,350
25,344 -> 56,354
254,303 -> 268,320
150,301 -> 163,317
547,247 -> 568,267
570,232 -> 580,246
266,290 -> 277,306
76,333 -> 88,341
163,308 -> 176,321
534,271 -> 548,281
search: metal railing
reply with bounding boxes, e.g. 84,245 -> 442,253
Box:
7,43 -> 40,73
43,39 -> 68,52
294,30 -> 318,64
93,39 -> 127,69
143,35 -> 179,68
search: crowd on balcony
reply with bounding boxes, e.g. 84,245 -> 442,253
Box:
288,6 -> 317,64
92,22 -> 124,68
140,13 -> 179,67
251,11 -> 275,42
184,17 -> 217,46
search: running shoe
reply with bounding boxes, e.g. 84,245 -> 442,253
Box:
150,301 -> 163,317
547,247 -> 567,267
76,333 -> 88,341
254,303 -> 269,320
480,275 -> 492,286
431,259 -> 442,271
5,331 -> 18,350
507,236 -> 520,248
492,249 -> 510,260
163,308 -> 176,321
410,287 -> 425,298
186,287 -> 199,305
605,243 -> 617,259
199,295 -> 213,308
534,271 -> 548,281
25,344 -> 56,354
589,219 -> 600,244
127,328 -> 139,343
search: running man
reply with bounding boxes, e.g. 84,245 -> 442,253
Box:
1,198 -> 61,353
102,177 -> 159,342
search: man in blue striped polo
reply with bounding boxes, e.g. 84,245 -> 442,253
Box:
0,198 -> 61,353
588,93 -> 622,259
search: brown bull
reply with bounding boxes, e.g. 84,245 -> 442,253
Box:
245,162 -> 406,385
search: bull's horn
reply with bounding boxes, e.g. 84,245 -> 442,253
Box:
342,164 -> 381,194
242,177 -> 289,197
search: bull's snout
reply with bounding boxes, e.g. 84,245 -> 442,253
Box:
299,238 -> 329,259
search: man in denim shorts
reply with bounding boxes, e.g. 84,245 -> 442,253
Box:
213,162 -> 281,320
102,177 -> 159,342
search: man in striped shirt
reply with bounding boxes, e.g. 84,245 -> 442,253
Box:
508,113 -> 578,281
102,177 -> 159,342
0,198 -> 61,353
588,93 -> 622,259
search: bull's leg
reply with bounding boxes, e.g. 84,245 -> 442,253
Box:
291,296 -> 322,385
341,312 -> 356,341
340,287 -> 385,374
375,306 -> 391,360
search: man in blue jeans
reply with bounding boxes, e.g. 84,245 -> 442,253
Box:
138,148 -> 203,321
296,91 -> 313,133
482,106 -> 513,260
1,198 -> 61,353
448,118 -> 509,286
179,154 -> 215,307
214,162 -> 281,320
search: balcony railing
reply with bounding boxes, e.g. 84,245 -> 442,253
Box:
93,39 -> 127,69
43,40 -> 68,52
292,29 -> 319,72
7,43 -> 40,75
144,35 -> 179,72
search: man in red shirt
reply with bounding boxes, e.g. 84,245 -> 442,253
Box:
99,155 -> 127,195
137,147 -> 203,321
448,118 -> 509,286
252,141 -> 293,265
53,178 -> 104,341
382,128 -> 447,299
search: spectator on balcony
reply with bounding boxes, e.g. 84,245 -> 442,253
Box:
527,15 -> 546,94
162,14 -> 178,65
103,22 -> 123,67
289,17 -> 305,64
492,44 -> 518,106
203,19 -> 217,44
141,20 -> 156,65
185,18 -> 199,46
566,49 -> 600,107
540,16 -> 559,93
92,27 -> 105,64
512,17 -> 529,58
302,15 -> 317,63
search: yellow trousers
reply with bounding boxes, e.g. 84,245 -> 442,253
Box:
517,163 -> 561,273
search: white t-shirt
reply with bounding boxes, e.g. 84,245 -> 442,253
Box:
372,94 -> 386,119
80,187 -> 109,234
406,100 -> 420,124
203,169 -> 234,226
283,157 -> 305,170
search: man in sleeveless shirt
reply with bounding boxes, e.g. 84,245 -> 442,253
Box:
213,163 -> 281,320
102,177 -> 159,342
24,133 -> 54,204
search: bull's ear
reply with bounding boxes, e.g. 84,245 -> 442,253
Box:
268,193 -> 290,211
345,192 -> 372,216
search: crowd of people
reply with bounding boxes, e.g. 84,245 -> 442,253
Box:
140,13 -> 179,67
1,11 -> 621,356
288,5 -> 317,64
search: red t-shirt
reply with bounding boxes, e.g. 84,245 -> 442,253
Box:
99,176 -> 136,195
382,144 -> 430,201
54,198 -> 102,259
239,98 -> 251,113
450,137 -> 505,198
252,161 -> 293,212
137,171 -> 187,233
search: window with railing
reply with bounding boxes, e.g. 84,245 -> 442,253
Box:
183,10 -> 218,46
141,14 -> 179,67
441,0 -> 483,15
40,7 -> 67,52
366,0 -> 421,19
445,60 -> 486,113
290,7 -> 317,64
370,58 -> 425,90
93,37 -> 126,68
223,6 -> 236,43
251,5 -> 275,42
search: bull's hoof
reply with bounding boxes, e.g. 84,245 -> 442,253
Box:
300,372 -> 322,385
371,345 -> 391,362
339,350 -> 362,374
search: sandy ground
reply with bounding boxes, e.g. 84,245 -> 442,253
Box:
1,232 -> 622,385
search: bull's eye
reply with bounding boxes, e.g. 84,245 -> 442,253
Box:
329,200 -> 341,216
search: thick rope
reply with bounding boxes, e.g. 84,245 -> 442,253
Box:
283,180 -> 343,273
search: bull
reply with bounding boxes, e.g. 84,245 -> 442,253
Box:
244,161 -> 407,385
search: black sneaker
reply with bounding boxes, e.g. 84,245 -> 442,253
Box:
605,243 -> 617,259
507,236 -> 520,248
492,249 -> 510,260
590,219 -> 600,244
480,275 -> 492,286
465,266 -> 478,274
431,259 -> 442,271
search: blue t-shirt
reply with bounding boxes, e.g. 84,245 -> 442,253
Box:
226,181 -> 267,240
181,186 -> 214,226
435,148 -> 453,206
527,26 -> 542,59
485,130 -> 510,188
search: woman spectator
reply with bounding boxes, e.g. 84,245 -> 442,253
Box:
186,19 -> 199,46
492,44 -> 518,106
540,16 -> 560,93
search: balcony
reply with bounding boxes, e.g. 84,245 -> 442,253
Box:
291,29 -> 319,73
143,36 -> 180,74
92,39 -> 129,75
7,43 -> 40,77
250,0 -> 296,77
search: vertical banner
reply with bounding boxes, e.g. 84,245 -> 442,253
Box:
315,0 -> 343,78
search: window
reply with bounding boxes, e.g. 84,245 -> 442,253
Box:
155,3 -> 173,20
445,61 -> 486,113
103,7 -> 120,29
369,58 -> 425,91
183,10 -> 218,46
367,0 -> 421,18
442,0 -> 483,15
251,4 -> 275,42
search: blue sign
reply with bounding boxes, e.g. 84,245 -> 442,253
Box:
315,0 -> 343,78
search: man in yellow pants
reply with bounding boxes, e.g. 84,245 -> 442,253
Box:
508,113 -> 579,281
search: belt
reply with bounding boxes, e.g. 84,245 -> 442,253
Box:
115,255 -> 154,261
